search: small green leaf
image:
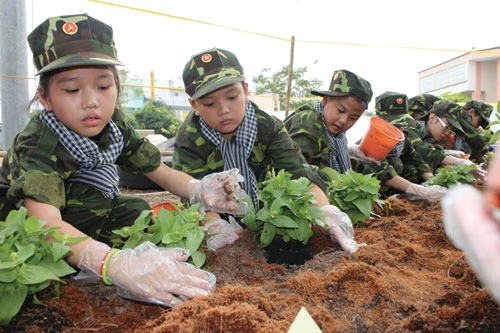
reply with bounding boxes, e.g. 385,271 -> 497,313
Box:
270,215 -> 299,228
16,264 -> 60,285
0,283 -> 28,325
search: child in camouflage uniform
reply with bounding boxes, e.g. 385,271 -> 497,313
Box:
455,100 -> 495,163
283,69 -> 377,182
408,93 -> 441,120
173,48 -> 363,253
405,100 -> 485,178
351,92 -> 446,202
463,100 -> 494,130
0,14 -> 252,307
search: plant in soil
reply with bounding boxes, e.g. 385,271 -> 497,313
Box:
240,169 -> 325,265
109,203 -> 210,268
0,207 -> 87,326
324,168 -> 382,225
428,164 -> 477,187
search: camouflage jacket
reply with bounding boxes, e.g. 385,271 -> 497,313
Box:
405,120 -> 447,171
283,102 -> 347,181
0,109 -> 160,209
172,102 -> 322,189
451,119 -> 488,161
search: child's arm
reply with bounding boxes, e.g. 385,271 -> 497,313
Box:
23,198 -> 216,307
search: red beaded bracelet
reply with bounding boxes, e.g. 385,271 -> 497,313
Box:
99,248 -> 119,285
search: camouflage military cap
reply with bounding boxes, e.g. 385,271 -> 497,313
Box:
430,100 -> 464,135
462,100 -> 494,125
375,91 -> 414,127
183,48 -> 245,100
408,94 -> 441,119
28,14 -> 122,75
311,69 -> 373,107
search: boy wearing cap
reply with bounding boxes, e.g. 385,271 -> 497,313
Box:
173,48 -> 364,253
463,100 -> 494,130
0,14 -> 253,307
454,100 -> 494,162
405,100 -> 485,178
351,92 -> 446,202
408,94 -> 441,120
284,69 -> 377,182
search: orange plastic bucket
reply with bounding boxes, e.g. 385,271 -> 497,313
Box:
151,202 -> 178,216
359,117 -> 404,161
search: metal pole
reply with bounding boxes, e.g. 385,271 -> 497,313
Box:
0,0 -> 30,150
285,36 -> 295,118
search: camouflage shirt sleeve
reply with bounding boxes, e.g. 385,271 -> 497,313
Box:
173,103 -> 323,188
405,124 -> 446,171
399,134 -> 433,175
284,107 -> 331,171
0,114 -> 78,209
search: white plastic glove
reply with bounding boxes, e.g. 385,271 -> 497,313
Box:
442,184 -> 500,304
405,183 -> 447,202
348,144 -> 381,165
444,149 -> 467,158
321,205 -> 366,253
189,169 -> 248,216
442,155 -> 486,180
76,240 -> 216,307
205,216 -> 243,249
442,155 -> 473,166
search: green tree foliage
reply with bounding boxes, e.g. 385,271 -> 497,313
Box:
252,66 -> 323,110
439,91 -> 470,103
131,99 -> 181,138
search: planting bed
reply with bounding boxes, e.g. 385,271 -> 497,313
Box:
5,185 -> 500,332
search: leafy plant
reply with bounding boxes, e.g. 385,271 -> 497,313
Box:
324,169 -> 382,225
110,203 -> 210,268
428,164 -> 477,187
0,207 -> 87,326
241,169 -> 326,248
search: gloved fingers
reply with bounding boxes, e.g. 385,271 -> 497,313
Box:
472,166 -> 487,180
349,145 -> 381,165
207,232 -> 240,249
197,170 -> 249,216
170,262 -> 216,291
445,149 -> 467,158
158,247 -> 191,262
115,284 -> 185,307
227,216 -> 244,233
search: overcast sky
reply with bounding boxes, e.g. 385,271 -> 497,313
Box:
24,0 -> 500,110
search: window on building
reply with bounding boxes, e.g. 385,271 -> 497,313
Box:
436,70 -> 447,89
419,75 -> 433,92
449,62 -> 466,85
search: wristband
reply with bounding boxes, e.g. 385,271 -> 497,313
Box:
100,248 -> 119,286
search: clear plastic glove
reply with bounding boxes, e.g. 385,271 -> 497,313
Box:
405,183 -> 447,202
472,166 -> 487,180
189,169 -> 248,216
442,155 -> 473,166
205,216 -> 243,249
442,184 -> 500,304
348,144 -> 381,165
77,240 -> 216,307
444,149 -> 467,158
321,205 -> 366,253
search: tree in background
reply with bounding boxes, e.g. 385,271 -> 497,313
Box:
252,66 -> 323,110
439,92 -> 470,103
131,99 -> 181,138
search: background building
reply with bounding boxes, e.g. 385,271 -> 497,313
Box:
418,46 -> 500,104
